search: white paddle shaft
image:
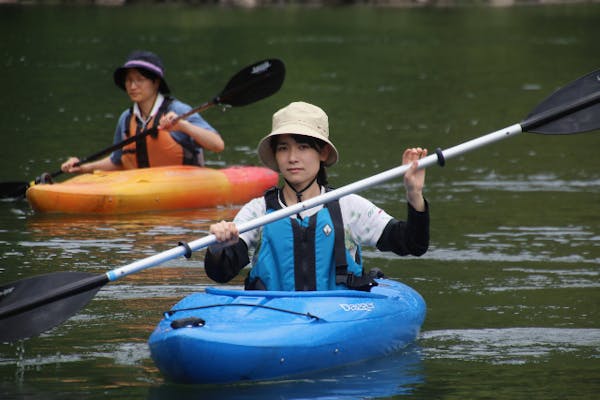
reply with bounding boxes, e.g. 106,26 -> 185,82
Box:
106,122 -> 524,282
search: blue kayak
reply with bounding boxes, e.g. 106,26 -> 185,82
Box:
148,278 -> 426,384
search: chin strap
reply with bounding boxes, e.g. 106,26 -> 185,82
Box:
284,177 -> 318,219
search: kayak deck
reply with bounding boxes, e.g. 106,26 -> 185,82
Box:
148,278 -> 426,384
26,165 -> 278,214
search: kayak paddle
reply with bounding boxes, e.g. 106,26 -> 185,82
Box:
1,68 -> 599,343
0,58 -> 286,200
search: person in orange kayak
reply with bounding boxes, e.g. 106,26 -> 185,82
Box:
61,50 -> 224,174
205,101 -> 429,292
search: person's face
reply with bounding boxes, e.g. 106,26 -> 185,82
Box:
274,134 -> 330,188
124,69 -> 160,103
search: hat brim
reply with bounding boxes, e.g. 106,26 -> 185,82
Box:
257,125 -> 339,172
113,66 -> 170,94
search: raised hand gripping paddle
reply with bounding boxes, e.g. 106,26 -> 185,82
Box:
0,59 -> 285,200
1,68 -> 598,343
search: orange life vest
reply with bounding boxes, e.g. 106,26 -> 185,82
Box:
121,98 -> 199,169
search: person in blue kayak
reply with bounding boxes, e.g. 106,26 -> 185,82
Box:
205,101 -> 429,292
61,50 -> 224,174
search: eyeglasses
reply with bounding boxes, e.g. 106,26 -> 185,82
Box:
125,76 -> 150,87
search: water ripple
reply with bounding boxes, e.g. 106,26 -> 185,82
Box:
421,327 -> 600,364
0,342 -> 149,368
364,224 -> 599,264
445,177 -> 600,193
96,284 -> 210,300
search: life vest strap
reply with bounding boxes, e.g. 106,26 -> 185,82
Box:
124,97 -> 201,167
324,198 -> 349,285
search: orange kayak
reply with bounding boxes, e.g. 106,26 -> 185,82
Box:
26,165 -> 278,214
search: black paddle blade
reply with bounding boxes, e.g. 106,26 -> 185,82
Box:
215,58 -> 286,107
0,271 -> 108,342
523,69 -> 600,134
0,181 -> 29,199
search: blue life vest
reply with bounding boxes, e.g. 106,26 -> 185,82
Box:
247,188 -> 364,291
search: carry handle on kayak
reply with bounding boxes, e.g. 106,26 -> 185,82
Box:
0,58 -> 286,199
0,67 -> 599,343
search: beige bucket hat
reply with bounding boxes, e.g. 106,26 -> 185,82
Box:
257,101 -> 339,172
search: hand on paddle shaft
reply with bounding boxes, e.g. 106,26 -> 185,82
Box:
59,111 -> 207,175
0,58 -> 286,199
402,147 -> 428,212
1,68 -> 599,343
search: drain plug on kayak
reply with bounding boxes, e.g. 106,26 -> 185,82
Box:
170,317 -> 205,329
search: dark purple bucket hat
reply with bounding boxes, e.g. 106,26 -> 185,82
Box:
113,50 -> 170,94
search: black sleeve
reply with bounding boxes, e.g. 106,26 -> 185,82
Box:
376,200 -> 429,257
204,240 -> 250,283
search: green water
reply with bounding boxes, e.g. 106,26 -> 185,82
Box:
1,3 -> 599,399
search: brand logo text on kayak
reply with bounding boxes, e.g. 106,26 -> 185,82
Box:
338,302 -> 375,312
